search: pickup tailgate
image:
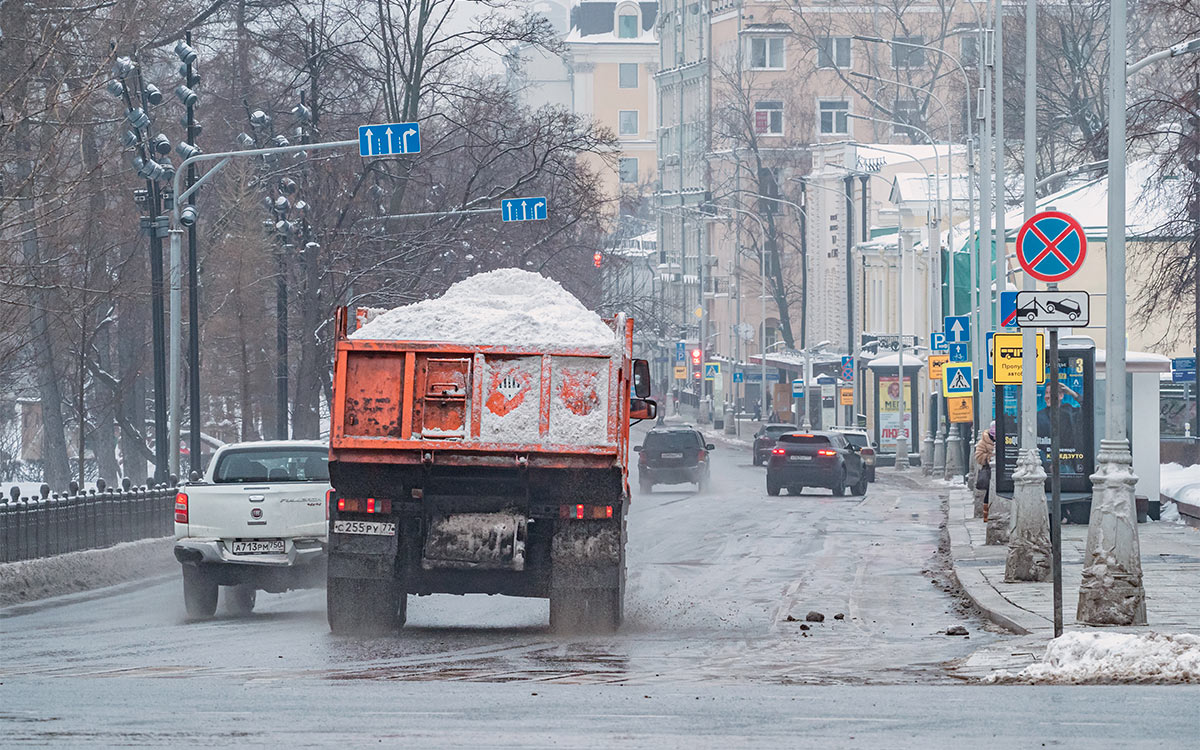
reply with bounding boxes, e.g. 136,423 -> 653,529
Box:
185,482 -> 327,541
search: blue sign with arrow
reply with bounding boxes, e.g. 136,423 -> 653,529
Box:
945,315 -> 970,343
501,197 -> 548,222
358,122 -> 421,156
949,342 -> 969,363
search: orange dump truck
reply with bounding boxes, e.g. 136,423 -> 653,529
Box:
325,307 -> 656,634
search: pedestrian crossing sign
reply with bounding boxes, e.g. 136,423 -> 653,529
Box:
704,362 -> 720,381
943,363 -> 973,397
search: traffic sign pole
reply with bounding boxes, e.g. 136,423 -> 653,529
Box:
1049,326 -> 1063,637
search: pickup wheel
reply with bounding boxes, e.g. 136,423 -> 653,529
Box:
182,565 -> 218,619
226,584 -> 257,616
327,577 -> 403,635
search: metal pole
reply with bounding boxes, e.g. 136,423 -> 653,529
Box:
185,31 -> 202,476
1050,327 -> 1063,636
1005,0 -> 1051,583
1078,0 -> 1146,625
978,27 -> 994,447
896,222 -> 909,470
168,230 -> 182,478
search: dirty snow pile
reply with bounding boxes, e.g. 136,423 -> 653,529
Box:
352,269 -> 615,349
985,631 -> 1200,684
1160,462 -> 1200,505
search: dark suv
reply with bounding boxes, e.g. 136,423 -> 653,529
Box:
766,431 -> 867,497
752,423 -> 797,465
635,426 -> 714,493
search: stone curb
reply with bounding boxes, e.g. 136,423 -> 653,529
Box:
944,489 -> 1044,636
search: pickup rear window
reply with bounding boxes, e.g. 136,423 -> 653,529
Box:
213,448 -> 330,483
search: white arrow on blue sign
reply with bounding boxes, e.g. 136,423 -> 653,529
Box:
358,122 -> 421,157
944,315 -> 970,343
501,197 -> 548,222
949,342 -> 969,362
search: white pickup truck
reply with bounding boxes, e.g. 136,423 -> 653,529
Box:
173,440 -> 331,618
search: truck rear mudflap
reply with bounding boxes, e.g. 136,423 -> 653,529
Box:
422,513 -> 526,571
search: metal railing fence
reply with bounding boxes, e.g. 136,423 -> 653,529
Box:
0,478 -> 178,563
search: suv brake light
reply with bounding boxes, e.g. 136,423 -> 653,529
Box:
174,492 -> 189,524
772,447 -> 786,455
817,449 -> 837,456
697,449 -> 707,461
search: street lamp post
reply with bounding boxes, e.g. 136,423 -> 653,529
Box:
1077,0 -> 1147,625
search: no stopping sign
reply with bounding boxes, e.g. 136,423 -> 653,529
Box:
1015,210 -> 1087,283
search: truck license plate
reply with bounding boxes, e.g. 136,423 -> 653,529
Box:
333,520 -> 396,536
232,539 -> 285,554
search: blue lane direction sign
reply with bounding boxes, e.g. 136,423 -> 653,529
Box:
841,356 -> 855,381
949,342 -> 969,363
1173,357 -> 1197,371
945,315 -> 970,343
1174,370 -> 1197,383
358,122 -> 421,157
943,363 -> 974,396
1000,291 -> 1019,328
931,331 -> 948,351
501,197 -> 548,222
733,372 -> 744,384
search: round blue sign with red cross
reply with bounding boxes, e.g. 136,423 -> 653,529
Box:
1015,210 -> 1087,283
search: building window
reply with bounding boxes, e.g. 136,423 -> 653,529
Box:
618,13 -> 639,38
891,36 -> 925,68
960,32 -> 979,66
749,37 -> 785,70
817,37 -> 851,69
619,157 -> 638,184
818,100 -> 849,135
619,62 -> 638,89
893,99 -> 921,136
754,100 -> 784,135
619,110 -> 639,136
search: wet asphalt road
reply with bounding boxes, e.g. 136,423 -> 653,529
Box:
4,426 -> 1198,745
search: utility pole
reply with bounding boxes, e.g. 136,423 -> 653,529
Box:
182,33 -> 202,475
1006,0 -> 1051,583
1078,0 -> 1146,625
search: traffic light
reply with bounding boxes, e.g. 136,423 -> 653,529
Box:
593,251 -> 602,268
690,348 -> 702,366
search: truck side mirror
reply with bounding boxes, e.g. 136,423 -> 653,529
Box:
630,398 -> 656,421
633,359 -> 651,398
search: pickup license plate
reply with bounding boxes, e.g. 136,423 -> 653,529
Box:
661,452 -> 683,459
232,539 -> 285,555
789,455 -> 812,461
333,520 -> 396,536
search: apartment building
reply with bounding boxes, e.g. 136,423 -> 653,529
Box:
656,0 -> 982,409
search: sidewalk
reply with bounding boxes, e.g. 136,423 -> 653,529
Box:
946,487 -> 1200,637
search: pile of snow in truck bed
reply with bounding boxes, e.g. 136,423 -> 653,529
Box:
351,268 -> 616,349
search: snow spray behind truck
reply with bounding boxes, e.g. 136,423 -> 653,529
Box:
324,270 -> 656,634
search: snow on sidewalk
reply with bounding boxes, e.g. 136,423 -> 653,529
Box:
985,631 -> 1200,684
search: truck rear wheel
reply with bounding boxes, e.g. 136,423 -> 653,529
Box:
327,577 -> 404,635
550,587 -> 621,633
182,565 -> 218,619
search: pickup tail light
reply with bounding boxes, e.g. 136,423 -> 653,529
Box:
174,492 -> 188,524
772,447 -> 786,455
817,449 -> 837,457
560,504 -> 614,520
325,489 -> 334,520
337,497 -> 392,514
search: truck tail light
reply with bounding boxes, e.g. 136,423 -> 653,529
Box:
817,449 -> 837,456
560,504 -> 614,520
337,497 -> 392,514
174,492 -> 188,524
772,447 -> 786,455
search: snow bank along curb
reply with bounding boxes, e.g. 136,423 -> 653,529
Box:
0,537 -> 176,607
1159,462 -> 1200,527
352,268 -> 616,350
944,488 -> 1034,635
985,631 -> 1200,684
